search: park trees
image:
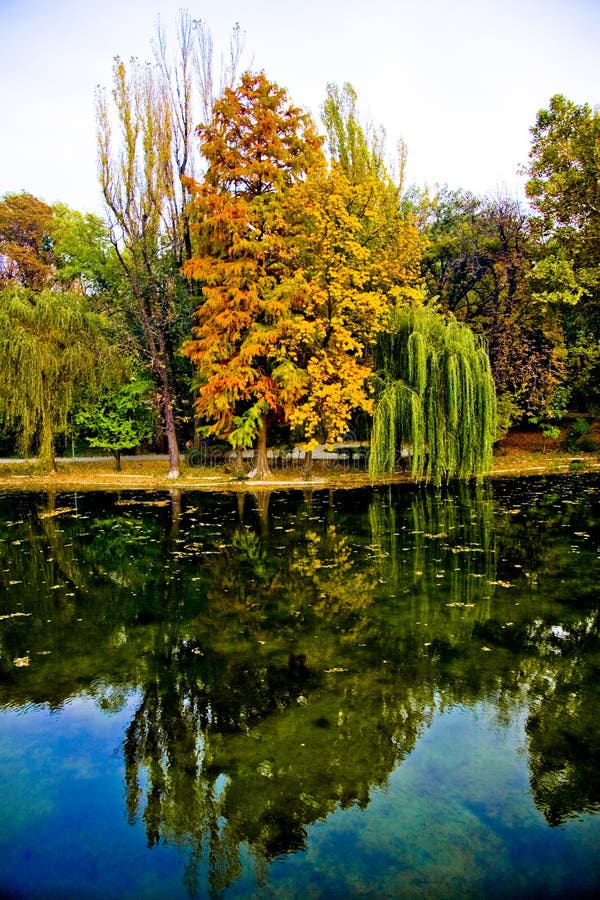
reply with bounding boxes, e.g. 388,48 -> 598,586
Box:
97,55 -> 187,478
51,204 -> 121,297
75,375 -> 157,470
0,193 -> 134,468
420,188 -> 567,425
182,73 -> 423,478
0,193 -> 55,289
280,136 -> 422,473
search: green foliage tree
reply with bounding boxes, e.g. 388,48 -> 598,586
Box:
0,286 -> 123,471
370,305 -> 496,483
51,203 -> 121,298
420,188 -> 567,423
75,375 -> 157,470
526,93 -> 600,412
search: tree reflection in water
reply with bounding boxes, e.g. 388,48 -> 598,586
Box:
1,477 -> 600,895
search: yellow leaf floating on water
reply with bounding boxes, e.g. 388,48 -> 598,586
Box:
324,667 -> 348,673
481,647 -> 492,652
38,507 -> 75,520
13,656 -> 29,667
0,611 -> 31,620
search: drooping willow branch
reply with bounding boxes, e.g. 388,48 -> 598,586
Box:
369,306 -> 497,484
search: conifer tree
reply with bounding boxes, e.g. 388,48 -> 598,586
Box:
182,71 -> 323,478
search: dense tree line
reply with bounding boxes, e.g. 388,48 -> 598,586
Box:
1,13 -> 598,479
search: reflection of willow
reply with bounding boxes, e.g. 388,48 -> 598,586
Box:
0,496 -> 92,687
368,483 -> 497,644
0,491 -> 183,700
123,649 -> 435,896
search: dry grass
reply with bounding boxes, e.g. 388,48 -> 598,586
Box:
0,431 -> 598,493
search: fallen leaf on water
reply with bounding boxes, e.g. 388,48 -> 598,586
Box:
38,507 -> 75,520
324,667 -> 348,673
13,657 -> 29,667
0,612 -> 31,620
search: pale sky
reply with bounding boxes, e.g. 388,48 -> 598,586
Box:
1,0 -> 599,215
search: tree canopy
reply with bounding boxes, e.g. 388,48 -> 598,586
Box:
182,71 -> 326,477
0,193 -> 55,289
183,72 -> 426,477
0,287 -> 122,471
370,305 -> 496,483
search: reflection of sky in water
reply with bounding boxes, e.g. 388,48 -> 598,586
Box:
1,698 -> 598,898
0,476 -> 599,897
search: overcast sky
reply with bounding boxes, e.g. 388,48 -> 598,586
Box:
1,0 -> 598,215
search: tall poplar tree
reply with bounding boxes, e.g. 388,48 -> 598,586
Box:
96,12 -> 245,477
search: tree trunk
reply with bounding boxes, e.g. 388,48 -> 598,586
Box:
170,489 -> 182,534
113,449 -> 122,471
237,492 -> 246,522
303,449 -> 313,480
39,399 -> 56,474
163,394 -> 180,479
157,361 -> 180,479
252,419 -> 272,479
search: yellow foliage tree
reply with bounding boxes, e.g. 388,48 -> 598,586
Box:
183,74 -> 424,478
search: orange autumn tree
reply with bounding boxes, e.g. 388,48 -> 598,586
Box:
182,71 -> 324,477
0,193 -> 55,289
183,73 -> 424,478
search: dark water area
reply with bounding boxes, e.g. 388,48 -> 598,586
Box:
1,476 -> 599,898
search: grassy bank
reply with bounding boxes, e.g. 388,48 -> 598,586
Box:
0,432 -> 599,492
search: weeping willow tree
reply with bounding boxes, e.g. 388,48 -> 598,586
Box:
370,306 -> 496,483
0,286 -> 122,472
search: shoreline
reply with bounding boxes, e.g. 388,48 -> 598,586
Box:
1,452 -> 599,493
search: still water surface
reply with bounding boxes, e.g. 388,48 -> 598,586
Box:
1,476 -> 599,897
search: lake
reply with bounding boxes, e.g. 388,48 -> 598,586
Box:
1,476 -> 599,898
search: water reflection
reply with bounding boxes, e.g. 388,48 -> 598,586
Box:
1,477 -> 600,895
